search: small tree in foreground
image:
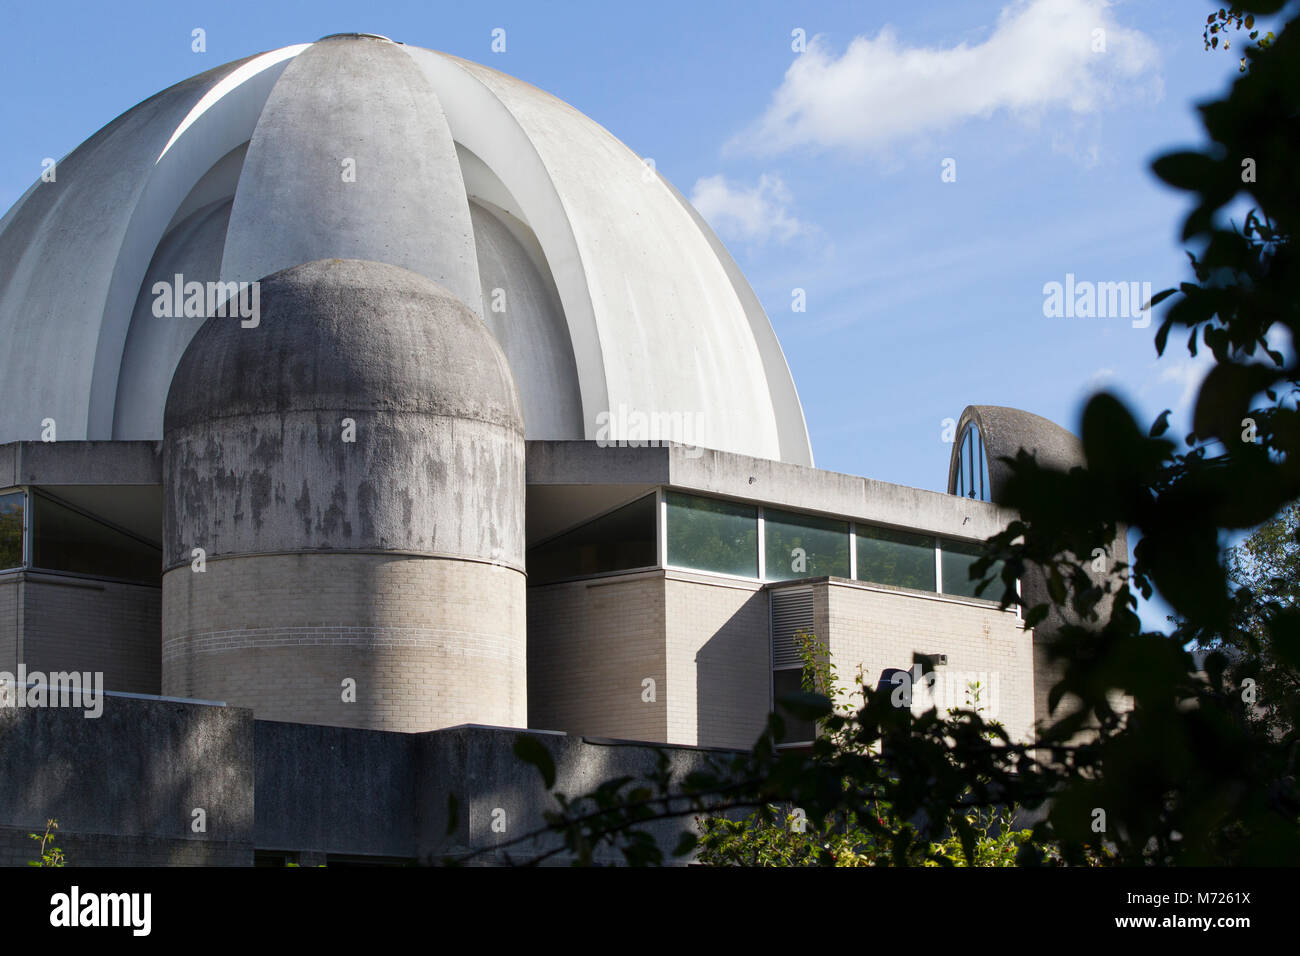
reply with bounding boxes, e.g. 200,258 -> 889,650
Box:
28,819 -> 65,868
693,632 -> 1034,867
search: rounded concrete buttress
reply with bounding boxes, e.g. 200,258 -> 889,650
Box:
948,405 -> 1129,734
161,258 -> 526,732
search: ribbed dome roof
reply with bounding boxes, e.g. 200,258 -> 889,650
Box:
164,258 -> 523,434
0,35 -> 812,465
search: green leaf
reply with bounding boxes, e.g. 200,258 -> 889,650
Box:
1152,151 -> 1221,191
513,734 -> 557,790
1150,409 -> 1173,437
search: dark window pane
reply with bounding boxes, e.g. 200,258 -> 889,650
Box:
856,524 -> 936,591
31,494 -> 160,584
764,508 -> 849,581
0,492 -> 23,571
957,424 -> 990,502
773,667 -> 817,744
527,494 -> 657,585
940,538 -> 1003,600
665,491 -> 757,578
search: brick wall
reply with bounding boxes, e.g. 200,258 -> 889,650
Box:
0,575 -> 17,674
527,571 -> 666,742
527,570 -> 769,749
664,573 -> 769,749
163,552 -> 526,732
19,572 -> 160,694
822,579 -> 1036,744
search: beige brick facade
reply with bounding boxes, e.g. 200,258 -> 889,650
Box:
664,573 -> 769,749
163,552 -> 526,732
0,571 -> 160,693
0,576 -> 16,674
820,578 -> 1035,744
529,569 -> 1036,751
527,571 -> 667,742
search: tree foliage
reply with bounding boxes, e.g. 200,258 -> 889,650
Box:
486,3 -> 1300,866
1204,5 -> 1279,70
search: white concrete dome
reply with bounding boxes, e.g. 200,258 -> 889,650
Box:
0,34 -> 812,465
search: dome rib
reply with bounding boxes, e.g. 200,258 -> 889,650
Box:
0,37 -> 815,466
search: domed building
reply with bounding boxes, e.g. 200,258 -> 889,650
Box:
0,32 -> 809,465
0,36 -> 1116,864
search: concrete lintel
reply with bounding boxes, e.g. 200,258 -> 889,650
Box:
525,440 -> 1018,542
1,440 -> 163,488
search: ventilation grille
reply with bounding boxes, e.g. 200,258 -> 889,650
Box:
771,586 -> 814,668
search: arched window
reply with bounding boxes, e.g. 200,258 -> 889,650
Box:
954,423 -> 990,502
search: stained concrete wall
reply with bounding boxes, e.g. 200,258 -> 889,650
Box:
162,260 -> 527,732
0,695 -> 253,866
421,725 -> 724,866
0,440 -> 163,487
0,695 -> 721,866
526,440 -> 1019,544
255,718 -> 417,860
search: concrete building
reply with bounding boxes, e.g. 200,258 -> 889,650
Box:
0,35 -> 1117,864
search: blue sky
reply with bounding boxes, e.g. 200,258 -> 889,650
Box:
0,0 -> 1275,628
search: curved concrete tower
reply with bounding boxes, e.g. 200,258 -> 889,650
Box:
161,258 -> 526,731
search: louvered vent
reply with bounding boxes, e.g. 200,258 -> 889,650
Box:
771,586 -> 814,668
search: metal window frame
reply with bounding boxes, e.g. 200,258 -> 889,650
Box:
934,535 -> 944,593
528,490 -> 660,552
0,486 -> 28,572
661,488 -> 760,581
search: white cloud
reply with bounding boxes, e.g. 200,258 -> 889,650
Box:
689,173 -> 807,243
733,0 -> 1160,155
1085,367 -> 1118,392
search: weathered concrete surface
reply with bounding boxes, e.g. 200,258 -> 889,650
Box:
0,440 -> 162,488
0,695 -> 253,865
0,697 -> 722,866
948,405 -> 1084,503
220,36 -> 482,316
526,440 -> 1018,543
163,258 -> 525,569
113,195 -> 234,440
255,718 -> 416,859
162,259 -> 527,731
469,199 -> 584,439
417,725 -> 725,865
